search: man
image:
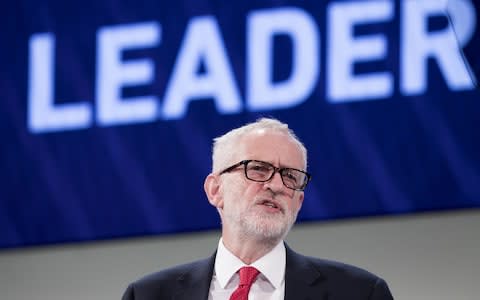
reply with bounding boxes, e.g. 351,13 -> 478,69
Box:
122,118 -> 394,300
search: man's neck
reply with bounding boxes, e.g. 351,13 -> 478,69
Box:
221,234 -> 282,265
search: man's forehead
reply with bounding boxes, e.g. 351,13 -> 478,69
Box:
239,130 -> 289,146
238,131 -> 304,164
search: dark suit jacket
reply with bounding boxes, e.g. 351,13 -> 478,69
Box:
122,245 -> 393,300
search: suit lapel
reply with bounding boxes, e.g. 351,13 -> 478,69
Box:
284,245 -> 329,300
174,253 -> 216,300
171,245 -> 329,300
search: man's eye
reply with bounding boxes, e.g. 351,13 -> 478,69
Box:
250,164 -> 269,172
283,170 -> 298,182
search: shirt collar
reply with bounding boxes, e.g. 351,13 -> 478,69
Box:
214,238 -> 286,289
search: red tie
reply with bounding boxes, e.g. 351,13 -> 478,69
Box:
229,266 -> 260,300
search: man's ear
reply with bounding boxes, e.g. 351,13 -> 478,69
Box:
204,174 -> 223,209
296,192 -> 304,211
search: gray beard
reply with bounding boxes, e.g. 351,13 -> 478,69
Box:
236,209 -> 297,244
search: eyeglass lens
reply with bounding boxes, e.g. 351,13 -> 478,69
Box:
245,160 -> 307,190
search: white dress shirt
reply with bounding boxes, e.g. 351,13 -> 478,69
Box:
208,238 -> 286,300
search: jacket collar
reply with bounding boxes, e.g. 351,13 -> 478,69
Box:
172,244 -> 327,300
284,244 -> 328,300
174,253 -> 216,300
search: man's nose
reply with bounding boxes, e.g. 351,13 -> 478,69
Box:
264,171 -> 285,191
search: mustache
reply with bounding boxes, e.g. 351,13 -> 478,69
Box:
253,193 -> 286,212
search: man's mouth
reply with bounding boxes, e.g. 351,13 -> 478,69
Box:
258,199 -> 283,212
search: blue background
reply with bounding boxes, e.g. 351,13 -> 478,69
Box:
1,0 -> 479,248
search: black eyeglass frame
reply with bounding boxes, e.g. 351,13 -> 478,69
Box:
218,159 -> 312,191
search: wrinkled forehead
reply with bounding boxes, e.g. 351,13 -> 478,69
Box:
235,130 -> 306,169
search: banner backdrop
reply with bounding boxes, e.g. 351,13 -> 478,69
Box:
1,0 -> 479,248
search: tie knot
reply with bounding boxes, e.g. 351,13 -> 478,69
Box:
238,266 -> 260,286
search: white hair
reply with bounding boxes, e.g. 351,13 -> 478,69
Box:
211,118 -> 308,172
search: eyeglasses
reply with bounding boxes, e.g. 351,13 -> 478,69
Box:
219,160 -> 311,191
